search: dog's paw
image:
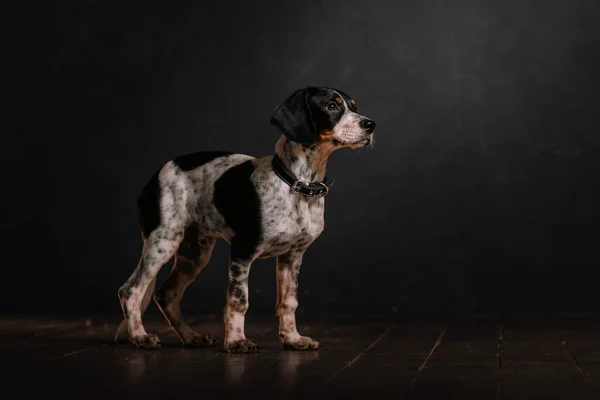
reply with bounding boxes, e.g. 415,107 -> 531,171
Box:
282,336 -> 320,351
224,339 -> 259,353
185,332 -> 219,348
131,334 -> 162,350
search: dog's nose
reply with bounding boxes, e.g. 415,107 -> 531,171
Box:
359,119 -> 376,133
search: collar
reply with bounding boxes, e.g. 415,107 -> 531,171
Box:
271,154 -> 332,198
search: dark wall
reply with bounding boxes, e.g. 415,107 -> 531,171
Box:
4,0 -> 600,317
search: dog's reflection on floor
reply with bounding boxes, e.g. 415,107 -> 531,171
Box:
279,351 -> 320,385
225,354 -> 252,383
125,354 -> 149,382
224,350 -> 320,385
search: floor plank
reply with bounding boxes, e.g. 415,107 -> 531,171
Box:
498,318 -> 594,400
4,314 -> 600,399
323,318 -> 446,397
409,318 -> 500,399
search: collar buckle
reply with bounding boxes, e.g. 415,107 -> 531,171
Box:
316,181 -> 330,197
290,180 -> 304,194
272,155 -> 332,198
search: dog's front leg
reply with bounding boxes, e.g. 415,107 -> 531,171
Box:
276,251 -> 319,350
223,256 -> 258,353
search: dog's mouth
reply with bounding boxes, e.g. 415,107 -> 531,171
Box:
347,137 -> 373,150
360,134 -> 374,147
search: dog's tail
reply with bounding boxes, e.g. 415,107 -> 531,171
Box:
114,277 -> 157,342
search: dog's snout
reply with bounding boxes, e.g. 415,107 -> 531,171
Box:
359,119 -> 376,133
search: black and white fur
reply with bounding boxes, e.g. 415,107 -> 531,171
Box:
117,86 -> 376,353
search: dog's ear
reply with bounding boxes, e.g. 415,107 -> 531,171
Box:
270,88 -> 316,146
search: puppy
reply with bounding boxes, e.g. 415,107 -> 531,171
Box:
117,86 -> 376,352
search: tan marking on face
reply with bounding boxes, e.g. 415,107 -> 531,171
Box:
334,97 -> 342,104
350,99 -> 356,107
318,129 -> 335,141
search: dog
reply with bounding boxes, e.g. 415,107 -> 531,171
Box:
117,86 -> 376,353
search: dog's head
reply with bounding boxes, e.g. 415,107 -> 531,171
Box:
270,87 -> 376,148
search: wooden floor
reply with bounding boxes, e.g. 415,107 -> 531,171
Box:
3,313 -> 600,399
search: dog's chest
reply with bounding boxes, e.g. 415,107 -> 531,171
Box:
258,196 -> 324,258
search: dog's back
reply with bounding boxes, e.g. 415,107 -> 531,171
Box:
136,151 -> 255,240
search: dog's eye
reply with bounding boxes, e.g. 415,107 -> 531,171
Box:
326,102 -> 339,111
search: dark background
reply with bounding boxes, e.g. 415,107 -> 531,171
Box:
3,0 -> 600,319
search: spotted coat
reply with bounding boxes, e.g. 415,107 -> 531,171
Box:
117,86 -> 376,352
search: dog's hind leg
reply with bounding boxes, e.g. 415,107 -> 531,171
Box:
114,277 -> 156,342
154,225 -> 217,347
118,226 -> 184,349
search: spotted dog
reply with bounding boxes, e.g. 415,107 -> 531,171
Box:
117,86 -> 376,353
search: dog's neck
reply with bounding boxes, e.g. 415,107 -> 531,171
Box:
274,136 -> 334,183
